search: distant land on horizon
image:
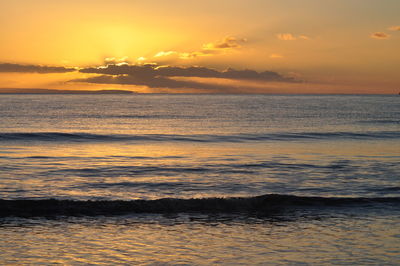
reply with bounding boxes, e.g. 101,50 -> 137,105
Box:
1,88 -> 398,96
0,88 -> 135,94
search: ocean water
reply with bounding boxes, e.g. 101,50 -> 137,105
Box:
0,94 -> 399,264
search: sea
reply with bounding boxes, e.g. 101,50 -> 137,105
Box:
0,94 -> 399,265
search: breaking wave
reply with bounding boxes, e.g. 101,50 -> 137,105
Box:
1,194 -> 399,217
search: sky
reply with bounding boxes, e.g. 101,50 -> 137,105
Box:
0,0 -> 399,94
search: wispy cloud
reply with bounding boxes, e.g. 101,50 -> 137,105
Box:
276,33 -> 309,41
277,33 -> 296,41
0,63 -> 76,73
104,57 -> 130,65
145,36 -> 246,62
154,51 -> 178,58
388,25 -> 400,31
370,32 -> 390,39
202,36 -> 247,49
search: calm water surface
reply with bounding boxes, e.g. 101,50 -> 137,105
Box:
0,94 -> 399,264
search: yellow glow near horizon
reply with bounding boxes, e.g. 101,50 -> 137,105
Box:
0,0 -> 399,93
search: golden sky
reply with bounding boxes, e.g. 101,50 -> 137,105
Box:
0,0 -> 399,94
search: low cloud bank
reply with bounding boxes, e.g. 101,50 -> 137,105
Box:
75,64 -> 297,91
0,63 -> 76,73
79,64 -> 295,81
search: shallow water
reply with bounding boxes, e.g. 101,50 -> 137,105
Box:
1,210 -> 399,265
0,94 -> 399,264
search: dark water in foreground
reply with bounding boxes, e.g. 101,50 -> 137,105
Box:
0,94 -> 399,264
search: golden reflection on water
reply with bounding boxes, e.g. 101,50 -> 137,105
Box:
5,139 -> 399,162
0,213 -> 399,265
1,139 -> 398,200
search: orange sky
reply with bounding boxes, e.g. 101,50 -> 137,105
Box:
0,0 -> 399,94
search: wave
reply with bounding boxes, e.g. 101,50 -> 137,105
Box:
1,194 -> 399,217
1,131 -> 400,143
45,160 -> 361,178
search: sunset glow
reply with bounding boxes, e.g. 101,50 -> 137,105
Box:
1,0 -> 399,94
2,2 -> 400,264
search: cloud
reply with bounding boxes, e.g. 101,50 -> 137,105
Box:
80,64 -> 157,77
0,63 -> 76,73
153,50 -> 217,60
388,26 -> 400,31
144,36 -> 246,62
370,32 -> 390,39
154,51 -> 178,58
277,33 -> 297,41
72,74 -> 233,92
79,63 -> 295,82
277,33 -> 309,41
73,73 -> 257,93
178,52 -> 204,59
203,36 -> 247,50
104,57 -> 130,65
221,68 -> 291,81
74,63 -> 297,92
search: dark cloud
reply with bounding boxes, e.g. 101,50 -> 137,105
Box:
80,64 -> 157,77
222,68 -> 288,81
0,88 -> 133,94
0,63 -> 76,73
73,74 -> 244,93
74,63 -> 298,92
79,64 -> 296,82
